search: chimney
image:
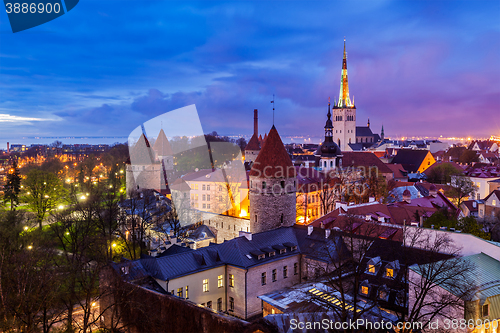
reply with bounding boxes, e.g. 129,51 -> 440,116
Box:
239,231 -> 252,241
6,142 -> 9,153
419,215 -> 424,227
308,225 -> 314,235
325,229 -> 331,239
254,109 -> 258,137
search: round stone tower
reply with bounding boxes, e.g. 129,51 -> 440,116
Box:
249,125 -> 297,233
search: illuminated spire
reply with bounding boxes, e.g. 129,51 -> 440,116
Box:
337,38 -> 353,108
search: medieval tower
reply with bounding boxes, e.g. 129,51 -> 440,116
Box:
332,39 -> 356,151
249,125 -> 297,233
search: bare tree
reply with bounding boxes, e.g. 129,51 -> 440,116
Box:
403,227 -> 476,333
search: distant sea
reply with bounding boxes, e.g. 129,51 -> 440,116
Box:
0,137 -> 128,150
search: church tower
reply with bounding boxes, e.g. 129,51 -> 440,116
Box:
332,39 -> 356,151
315,98 -> 342,171
249,125 -> 296,233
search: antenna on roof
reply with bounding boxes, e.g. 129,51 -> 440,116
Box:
271,94 -> 275,125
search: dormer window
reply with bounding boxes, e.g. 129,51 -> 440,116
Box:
384,260 -> 400,279
361,286 -> 369,295
258,254 -> 265,260
359,280 -> 370,296
291,246 -> 297,251
269,251 -> 275,257
280,249 -> 286,254
365,257 -> 381,275
378,285 -> 389,301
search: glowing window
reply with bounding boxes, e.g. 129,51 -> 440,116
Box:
203,279 -> 209,292
368,264 -> 376,274
386,268 -> 394,278
218,275 -> 223,288
361,286 -> 369,295
229,274 -> 234,287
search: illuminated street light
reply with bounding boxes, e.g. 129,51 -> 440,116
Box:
80,195 -> 86,200
58,205 -> 64,210
27,245 -> 32,250
24,226 -> 28,231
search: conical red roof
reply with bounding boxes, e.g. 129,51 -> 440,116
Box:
249,126 -> 295,178
153,129 -> 173,156
245,133 -> 260,151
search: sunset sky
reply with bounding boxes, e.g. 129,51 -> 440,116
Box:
0,0 -> 499,146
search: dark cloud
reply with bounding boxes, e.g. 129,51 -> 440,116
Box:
0,0 -> 498,142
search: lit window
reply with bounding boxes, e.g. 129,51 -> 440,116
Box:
361,286 -> 369,295
203,279 -> 209,292
386,268 -> 394,278
229,274 -> 234,287
261,272 -> 266,285
493,199 -> 497,206
272,269 -> 277,282
218,275 -> 223,288
177,287 -> 183,298
283,266 -> 288,278
378,289 -> 387,300
195,184 -> 198,190
271,308 -> 275,314
368,265 -> 376,274
185,285 -> 188,299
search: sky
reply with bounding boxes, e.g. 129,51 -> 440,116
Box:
0,0 -> 499,147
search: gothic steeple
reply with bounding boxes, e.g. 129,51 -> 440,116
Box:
325,97 -> 333,139
337,38 -> 353,108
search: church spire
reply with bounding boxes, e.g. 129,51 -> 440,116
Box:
338,38 -> 353,108
324,97 -> 333,139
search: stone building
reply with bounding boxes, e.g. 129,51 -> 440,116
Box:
107,225 -> 349,320
249,125 -> 297,234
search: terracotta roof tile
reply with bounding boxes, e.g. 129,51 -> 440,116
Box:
249,126 -> 296,178
342,152 -> 393,174
245,133 -> 260,151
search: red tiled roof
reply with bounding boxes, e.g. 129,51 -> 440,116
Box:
342,152 -> 393,174
245,133 -> 260,151
249,126 -> 296,178
385,163 -> 406,179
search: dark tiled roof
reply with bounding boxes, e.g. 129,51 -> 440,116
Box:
356,126 -> 374,137
157,244 -> 193,257
249,126 -> 296,178
245,133 -> 260,151
391,149 -> 430,172
135,225 -> 348,281
342,152 -> 393,174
